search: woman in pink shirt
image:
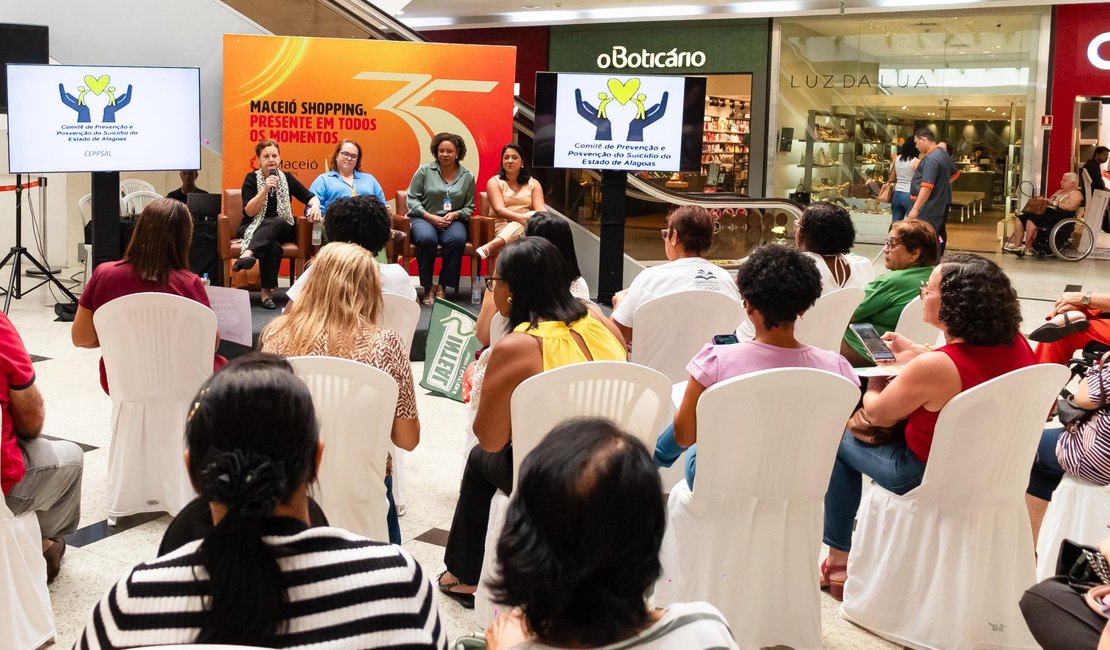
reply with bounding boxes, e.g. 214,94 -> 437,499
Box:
654,244 -> 859,487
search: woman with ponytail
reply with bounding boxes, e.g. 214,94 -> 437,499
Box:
75,353 -> 447,649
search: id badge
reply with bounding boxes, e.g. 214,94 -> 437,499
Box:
443,196 -> 453,212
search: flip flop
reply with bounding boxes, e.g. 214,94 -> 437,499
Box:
1029,312 -> 1090,343
437,570 -> 475,609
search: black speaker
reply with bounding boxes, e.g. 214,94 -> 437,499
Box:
190,218 -> 221,285
0,24 -> 49,114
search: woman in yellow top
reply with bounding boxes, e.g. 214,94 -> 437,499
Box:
475,143 -> 547,261
438,237 -> 626,607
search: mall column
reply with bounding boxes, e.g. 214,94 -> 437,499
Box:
597,170 -> 627,304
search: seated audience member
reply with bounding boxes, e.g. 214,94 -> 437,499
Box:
610,205 -> 741,343
286,194 -> 416,305
1031,290 -> 1110,364
260,242 -> 418,545
237,138 -> 322,309
308,139 -> 387,216
1,311 -> 82,583
484,417 -> 739,650
72,197 -> 223,394
476,143 -> 547,261
1022,533 -> 1110,649
166,169 -> 205,204
439,238 -> 626,608
654,245 -> 858,488
840,220 -> 938,367
1026,355 -> 1110,542
1005,172 -> 1083,257
476,212 -> 589,347
75,354 -> 445,648
821,254 -> 1034,601
795,201 -> 875,293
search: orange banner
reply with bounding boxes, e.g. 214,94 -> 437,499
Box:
222,35 -> 516,211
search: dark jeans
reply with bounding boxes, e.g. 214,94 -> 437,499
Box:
1021,577 -> 1104,649
443,443 -> 513,586
409,217 -> 467,291
236,217 -> 296,289
385,474 -> 401,545
1028,426 -> 1066,501
823,431 -> 926,552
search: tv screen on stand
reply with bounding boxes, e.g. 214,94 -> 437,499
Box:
5,64 -> 201,174
533,71 -> 706,173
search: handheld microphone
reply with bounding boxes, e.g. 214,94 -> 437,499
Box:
268,168 -> 278,198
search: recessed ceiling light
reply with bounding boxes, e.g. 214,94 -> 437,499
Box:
522,4 -> 539,7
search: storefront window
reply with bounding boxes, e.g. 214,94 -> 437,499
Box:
771,12 -> 1044,250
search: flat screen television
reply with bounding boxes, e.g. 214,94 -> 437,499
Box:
533,71 -> 706,172
6,64 -> 201,173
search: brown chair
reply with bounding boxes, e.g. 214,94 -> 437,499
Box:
393,190 -> 494,288
478,190 -> 504,273
218,189 -> 311,288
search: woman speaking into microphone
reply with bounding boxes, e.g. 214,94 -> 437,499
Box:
238,139 -> 322,309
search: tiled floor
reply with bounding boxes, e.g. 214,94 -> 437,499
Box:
11,239 -> 1109,648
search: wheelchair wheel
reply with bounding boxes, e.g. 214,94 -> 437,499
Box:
1048,218 -> 1095,261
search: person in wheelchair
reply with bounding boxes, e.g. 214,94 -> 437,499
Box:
1005,172 -> 1083,257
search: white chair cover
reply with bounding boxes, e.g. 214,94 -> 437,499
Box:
630,290 -> 745,383
794,287 -> 865,353
122,190 -> 163,215
893,296 -> 941,346
655,368 -> 860,650
0,439 -> 55,650
379,293 -> 420,512
288,356 -> 397,543
841,364 -> 1070,650
95,293 -> 216,518
475,361 -> 674,626
1036,474 -> 1110,581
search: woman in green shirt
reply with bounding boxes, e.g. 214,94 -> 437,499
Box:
841,219 -> 938,366
406,132 -> 476,305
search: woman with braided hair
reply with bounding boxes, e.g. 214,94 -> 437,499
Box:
75,353 -> 447,649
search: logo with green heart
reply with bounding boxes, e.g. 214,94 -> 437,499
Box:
59,73 -> 134,124
84,75 -> 111,96
606,78 -> 640,105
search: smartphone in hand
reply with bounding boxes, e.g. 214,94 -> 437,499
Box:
712,334 -> 740,345
849,323 -> 897,362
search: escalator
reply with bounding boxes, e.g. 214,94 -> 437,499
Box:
223,0 -> 805,283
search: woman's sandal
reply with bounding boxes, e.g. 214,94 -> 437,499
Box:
437,570 -> 476,609
1029,311 -> 1090,343
420,289 -> 436,306
819,558 -> 848,602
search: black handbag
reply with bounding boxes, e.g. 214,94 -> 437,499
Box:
1058,539 -> 1110,593
1057,351 -> 1110,432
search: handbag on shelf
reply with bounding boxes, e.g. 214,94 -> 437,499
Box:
877,183 -> 894,204
847,407 -> 907,446
1021,196 -> 1051,216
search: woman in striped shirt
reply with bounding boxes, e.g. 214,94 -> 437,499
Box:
75,353 -> 447,649
1027,356 -> 1110,544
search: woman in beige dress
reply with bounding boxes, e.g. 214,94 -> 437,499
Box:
476,143 -> 546,260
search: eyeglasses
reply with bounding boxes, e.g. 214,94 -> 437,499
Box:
919,280 -> 933,300
337,151 -> 358,160
484,276 -> 503,292
883,238 -> 904,250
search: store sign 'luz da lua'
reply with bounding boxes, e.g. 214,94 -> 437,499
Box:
788,73 -> 930,90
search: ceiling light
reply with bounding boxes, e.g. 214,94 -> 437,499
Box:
521,3 -> 539,7
901,105 -> 908,109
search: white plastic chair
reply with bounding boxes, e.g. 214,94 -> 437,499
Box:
1035,474 -> 1110,581
379,293 -> 420,515
78,193 -> 93,224
120,178 -> 156,197
841,364 -> 1069,650
95,293 -> 217,520
794,287 -> 864,353
488,312 -> 509,347
0,432 -> 55,650
655,368 -> 861,650
893,296 -> 941,346
288,355 -> 398,542
475,361 -> 674,626
630,290 -> 745,383
123,190 -> 163,216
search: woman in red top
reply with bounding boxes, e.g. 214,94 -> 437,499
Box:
72,197 -> 222,393
820,254 -> 1034,600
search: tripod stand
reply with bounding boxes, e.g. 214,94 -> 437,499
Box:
0,174 -> 77,313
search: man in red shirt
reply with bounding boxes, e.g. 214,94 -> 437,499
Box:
0,311 -> 83,582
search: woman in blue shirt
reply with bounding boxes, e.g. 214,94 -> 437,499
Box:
309,140 -> 387,217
